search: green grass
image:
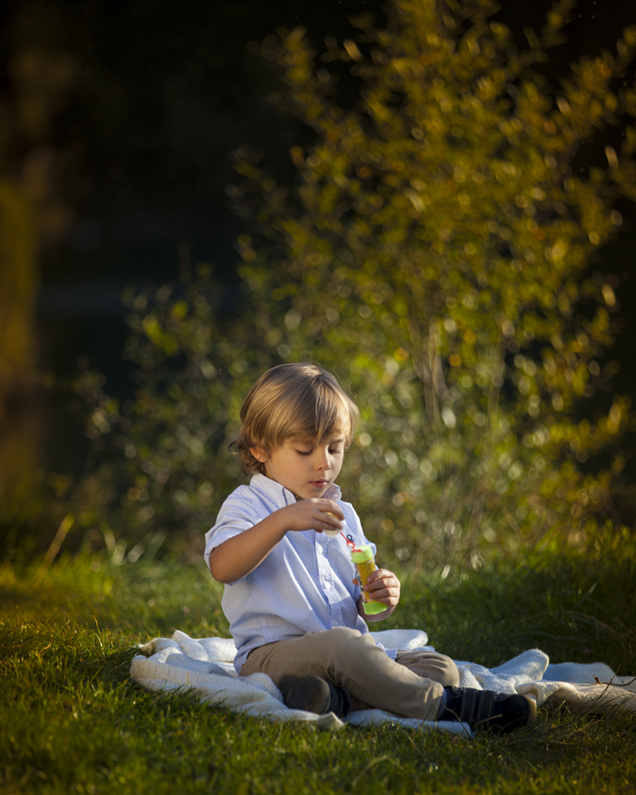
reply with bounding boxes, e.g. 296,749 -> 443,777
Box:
1,545 -> 635,795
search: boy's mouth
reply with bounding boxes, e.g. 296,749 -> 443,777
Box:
310,479 -> 328,487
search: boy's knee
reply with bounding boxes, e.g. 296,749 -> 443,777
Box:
439,655 -> 460,687
396,649 -> 461,687
323,626 -> 363,648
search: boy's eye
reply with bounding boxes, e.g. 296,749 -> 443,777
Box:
294,444 -> 343,455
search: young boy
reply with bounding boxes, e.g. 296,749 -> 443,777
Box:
205,363 -> 535,732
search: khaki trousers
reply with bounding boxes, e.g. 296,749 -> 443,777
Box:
240,627 -> 459,722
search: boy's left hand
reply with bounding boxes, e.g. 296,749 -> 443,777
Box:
364,568 -> 401,609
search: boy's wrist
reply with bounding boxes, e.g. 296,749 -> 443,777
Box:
274,504 -> 299,534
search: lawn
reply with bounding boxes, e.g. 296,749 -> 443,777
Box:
1,540 -> 635,794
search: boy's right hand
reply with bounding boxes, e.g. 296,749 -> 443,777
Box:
282,499 -> 344,534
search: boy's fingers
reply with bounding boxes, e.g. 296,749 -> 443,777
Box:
324,501 -> 345,520
364,576 -> 400,602
323,511 -> 343,528
367,569 -> 395,584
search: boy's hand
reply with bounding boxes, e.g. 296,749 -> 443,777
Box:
364,568 -> 401,610
355,568 -> 401,621
281,499 -> 344,534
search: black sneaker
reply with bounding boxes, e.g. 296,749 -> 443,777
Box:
438,687 -> 537,734
279,675 -> 350,718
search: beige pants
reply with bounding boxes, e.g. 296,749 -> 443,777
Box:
240,627 -> 459,721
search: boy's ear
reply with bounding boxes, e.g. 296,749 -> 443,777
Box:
250,445 -> 268,463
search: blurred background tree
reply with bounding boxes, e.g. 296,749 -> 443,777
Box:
0,182 -> 37,498
0,0 -> 78,503
72,0 -> 636,569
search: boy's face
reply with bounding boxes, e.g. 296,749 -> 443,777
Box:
251,433 -> 345,500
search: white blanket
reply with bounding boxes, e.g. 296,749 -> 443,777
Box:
130,629 -> 636,736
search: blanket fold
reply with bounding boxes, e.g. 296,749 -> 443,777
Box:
130,629 -> 636,735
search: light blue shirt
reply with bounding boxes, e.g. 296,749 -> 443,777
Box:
204,473 -> 395,673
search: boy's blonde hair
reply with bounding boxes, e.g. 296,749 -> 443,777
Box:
231,363 -> 359,476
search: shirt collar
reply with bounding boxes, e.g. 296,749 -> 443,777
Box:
250,473 -> 342,506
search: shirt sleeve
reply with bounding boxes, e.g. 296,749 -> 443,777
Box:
203,489 -> 256,570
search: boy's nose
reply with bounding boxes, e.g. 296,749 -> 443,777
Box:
315,450 -> 330,470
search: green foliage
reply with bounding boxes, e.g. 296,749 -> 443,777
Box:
70,0 -> 636,567
225,0 -> 636,563
1,548 -> 635,794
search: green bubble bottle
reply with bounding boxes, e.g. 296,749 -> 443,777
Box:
351,545 -> 386,616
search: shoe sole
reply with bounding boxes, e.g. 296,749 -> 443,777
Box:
525,695 -> 538,728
